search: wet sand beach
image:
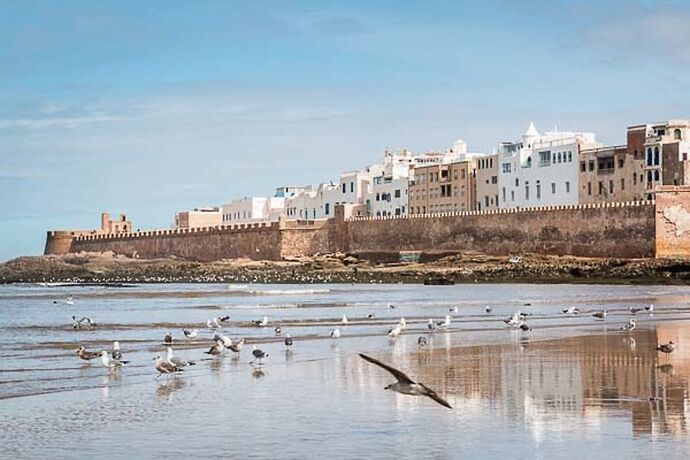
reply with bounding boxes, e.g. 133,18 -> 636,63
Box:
1,283 -> 689,458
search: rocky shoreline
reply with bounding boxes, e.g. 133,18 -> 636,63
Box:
2,252 -> 690,285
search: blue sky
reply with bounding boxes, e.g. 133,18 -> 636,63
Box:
2,0 -> 690,261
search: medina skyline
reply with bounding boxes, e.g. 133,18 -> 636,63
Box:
2,0 -> 690,261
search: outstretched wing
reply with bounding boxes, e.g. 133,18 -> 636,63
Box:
359,353 -> 414,385
419,383 -> 452,409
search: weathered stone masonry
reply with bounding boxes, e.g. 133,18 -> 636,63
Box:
46,188 -> 690,261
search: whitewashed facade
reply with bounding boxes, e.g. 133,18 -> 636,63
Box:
221,197 -> 285,224
497,122 -> 599,209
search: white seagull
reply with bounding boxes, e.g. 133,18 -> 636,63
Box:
154,356 -> 183,377
182,328 -> 198,339
111,341 -> 122,360
388,323 -> 403,338
213,332 -> 233,349
330,328 -> 341,339
207,317 -> 221,330
342,314 -> 349,324
166,347 -> 196,368
100,350 -> 128,369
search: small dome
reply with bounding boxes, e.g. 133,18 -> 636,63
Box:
524,121 -> 539,137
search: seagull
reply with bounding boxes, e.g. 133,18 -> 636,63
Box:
252,316 -> 269,327
166,347 -> 196,368
359,353 -> 451,409
342,314 -> 349,324
504,313 -> 521,327
251,346 -> 268,365
330,328 -> 341,339
485,305 -> 492,314
657,341 -> 675,356
207,317 -> 221,330
629,306 -> 642,315
228,338 -> 246,355
388,324 -> 403,338
523,302 -> 531,307
427,319 -> 438,331
592,309 -> 607,320
438,315 -> 451,329
64,295 -> 75,305
417,336 -> 428,347
562,306 -> 580,315
205,340 -> 224,356
213,332 -> 233,348
100,350 -> 128,369
387,303 -> 396,309
182,328 -> 198,340
218,315 -> 230,323
519,323 -> 531,332
645,304 -> 654,313
154,356 -> 183,377
274,326 -> 283,336
71,316 -> 95,329
449,306 -> 458,313
284,334 -> 293,349
164,332 -> 173,345
76,346 -> 100,361
367,313 -> 376,319
399,317 -> 407,329
621,319 -> 636,332
111,341 -> 122,360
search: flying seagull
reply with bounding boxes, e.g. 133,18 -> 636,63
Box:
359,353 -> 452,409
76,346 -> 100,361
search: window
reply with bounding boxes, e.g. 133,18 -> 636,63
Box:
580,161 -> 586,172
491,176 -> 497,184
684,153 -> 688,161
654,147 -> 660,166
325,203 -> 330,215
395,208 -> 401,216
675,128 -> 682,140
515,178 -> 520,187
568,151 -> 572,162
539,150 -> 551,167
654,170 -> 660,182
647,171 -> 653,184
536,184 -> 541,199
557,152 -> 562,163
350,182 -> 354,193
511,191 -> 515,201
551,183 -> 556,194
588,160 -> 595,171
618,158 -> 624,168
502,187 -> 506,202
647,148 -> 653,166
341,183 -> 346,193
485,196 -> 490,207
394,189 -> 401,198
587,181 -> 592,196
526,157 -> 532,168
598,181 -> 604,195
621,178 -> 625,191
609,180 -> 613,194
375,193 -> 380,201
565,181 -> 570,193
633,173 -> 637,185
525,185 -> 530,200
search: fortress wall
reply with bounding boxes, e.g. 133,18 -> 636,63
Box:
655,186 -> 690,258
71,224 -> 283,261
343,202 -> 656,259
279,220 -> 333,259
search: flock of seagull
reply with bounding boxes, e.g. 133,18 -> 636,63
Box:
62,295 -> 676,408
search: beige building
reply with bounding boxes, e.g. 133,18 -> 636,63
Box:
639,120 -> 690,200
475,154 -> 498,211
409,160 -> 476,215
174,207 -> 222,229
100,212 -> 132,234
578,145 -> 645,204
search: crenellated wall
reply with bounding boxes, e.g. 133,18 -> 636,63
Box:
46,195 -> 689,261
342,201 -> 656,259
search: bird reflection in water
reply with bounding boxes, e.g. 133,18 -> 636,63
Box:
156,378 -> 187,402
657,363 -> 675,376
252,367 -> 267,379
209,358 -> 223,373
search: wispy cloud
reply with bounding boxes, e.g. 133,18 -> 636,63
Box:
0,112 -> 132,129
585,11 -> 690,64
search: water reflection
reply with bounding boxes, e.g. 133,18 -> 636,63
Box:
373,323 -> 690,440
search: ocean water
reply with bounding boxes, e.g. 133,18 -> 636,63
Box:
1,283 -> 690,459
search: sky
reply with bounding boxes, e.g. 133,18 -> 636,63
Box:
2,0 -> 690,261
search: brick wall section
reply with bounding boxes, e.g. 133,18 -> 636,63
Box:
655,186 -> 690,258
343,202 -> 656,258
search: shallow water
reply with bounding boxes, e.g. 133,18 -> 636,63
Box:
1,283 -> 690,459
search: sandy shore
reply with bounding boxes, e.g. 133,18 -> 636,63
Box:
2,251 -> 690,284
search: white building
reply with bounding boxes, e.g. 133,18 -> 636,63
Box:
221,196 -> 285,224
497,122 -> 599,209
